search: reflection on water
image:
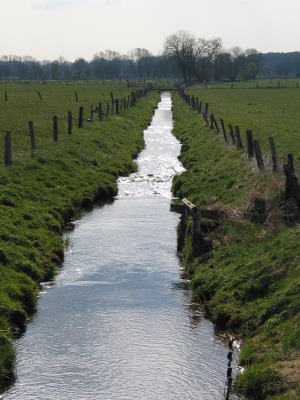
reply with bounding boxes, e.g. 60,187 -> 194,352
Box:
118,94 -> 184,199
4,94 -> 238,400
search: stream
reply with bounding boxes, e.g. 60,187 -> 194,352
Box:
3,93 -> 238,400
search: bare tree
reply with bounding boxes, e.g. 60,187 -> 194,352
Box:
194,38 -> 222,81
164,30 -> 196,83
164,30 -> 222,83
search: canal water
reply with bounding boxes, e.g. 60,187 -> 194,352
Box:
3,93 -> 238,399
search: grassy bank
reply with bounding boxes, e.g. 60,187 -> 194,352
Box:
172,91 -> 300,399
0,83 -> 158,388
186,84 -> 300,174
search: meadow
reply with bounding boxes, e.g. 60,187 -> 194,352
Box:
1,79 -> 300,399
187,83 -> 300,173
0,81 -> 158,387
172,85 -> 300,399
202,77 -> 300,90
0,81 -> 137,161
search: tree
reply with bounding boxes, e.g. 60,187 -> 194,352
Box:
50,61 -> 59,80
194,38 -> 222,82
62,63 -> 72,80
130,48 -> 151,62
164,30 -> 196,83
239,62 -> 258,80
72,58 -> 88,80
164,30 -> 222,83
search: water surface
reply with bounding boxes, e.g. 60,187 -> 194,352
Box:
4,93 -> 237,400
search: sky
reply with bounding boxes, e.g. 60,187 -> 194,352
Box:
1,0 -> 300,61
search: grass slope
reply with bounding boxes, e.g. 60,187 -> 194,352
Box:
172,92 -> 300,400
185,84 -> 300,174
0,83 -> 158,388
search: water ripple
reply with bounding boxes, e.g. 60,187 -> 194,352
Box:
4,93 -> 238,400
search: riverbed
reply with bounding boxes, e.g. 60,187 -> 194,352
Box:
3,93 -> 237,399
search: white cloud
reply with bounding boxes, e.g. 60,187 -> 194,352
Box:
33,0 -> 81,10
33,0 -> 119,11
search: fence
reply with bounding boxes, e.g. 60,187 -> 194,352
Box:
177,85 -> 300,210
2,87 -> 150,166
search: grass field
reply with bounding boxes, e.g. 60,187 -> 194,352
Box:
186,84 -> 300,175
0,81 -> 137,162
0,82 -> 158,388
199,78 -> 300,90
172,87 -> 300,399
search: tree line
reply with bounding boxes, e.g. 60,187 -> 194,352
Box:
1,31 -> 300,82
0,49 -> 180,81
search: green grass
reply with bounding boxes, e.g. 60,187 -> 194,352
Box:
200,78 -> 300,90
0,82 -> 158,388
172,91 -> 300,399
0,81 -> 139,162
186,84 -> 300,175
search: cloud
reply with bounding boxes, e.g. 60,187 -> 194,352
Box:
33,0 -> 83,11
33,0 -> 120,11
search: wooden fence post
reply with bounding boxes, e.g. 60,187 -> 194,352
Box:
132,92 -> 136,106
78,106 -> 83,128
53,116 -> 58,141
228,124 -> 236,145
116,99 -> 119,114
211,114 -> 219,132
283,156 -> 300,207
191,95 -> 196,110
254,140 -> 264,170
106,102 -> 110,117
75,91 -> 79,102
246,129 -> 254,159
220,119 -> 228,143
235,126 -> 243,149
204,102 -> 209,116
192,208 -> 203,256
198,101 -> 202,114
202,112 -> 209,127
288,153 -> 294,173
177,208 -> 187,252
4,90 -> 8,101
4,132 -> 12,166
269,137 -> 277,172
90,105 -> 93,122
68,111 -> 72,134
98,103 -> 103,121
37,90 -> 42,101
209,114 -> 214,130
111,92 -> 114,115
29,121 -> 35,152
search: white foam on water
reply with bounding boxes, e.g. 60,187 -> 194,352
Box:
117,93 -> 185,199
